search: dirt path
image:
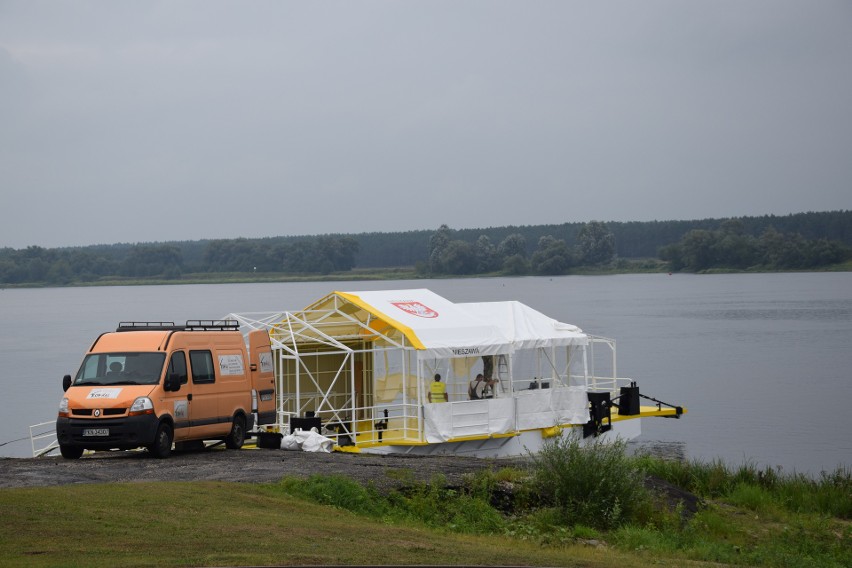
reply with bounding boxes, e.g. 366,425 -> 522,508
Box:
0,447 -> 525,491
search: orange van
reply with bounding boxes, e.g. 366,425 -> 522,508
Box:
56,320 -> 275,459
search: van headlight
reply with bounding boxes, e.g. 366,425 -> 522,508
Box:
129,397 -> 155,416
58,397 -> 69,417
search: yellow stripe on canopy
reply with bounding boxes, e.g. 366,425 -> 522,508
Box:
336,291 -> 426,350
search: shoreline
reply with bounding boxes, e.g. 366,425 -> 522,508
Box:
3,262 -> 850,290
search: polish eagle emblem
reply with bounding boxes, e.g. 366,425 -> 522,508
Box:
391,301 -> 439,318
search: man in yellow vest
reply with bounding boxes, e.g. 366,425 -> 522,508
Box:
428,373 -> 448,403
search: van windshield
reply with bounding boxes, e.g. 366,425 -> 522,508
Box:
74,352 -> 167,386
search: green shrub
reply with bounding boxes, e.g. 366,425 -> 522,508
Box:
528,431 -> 650,529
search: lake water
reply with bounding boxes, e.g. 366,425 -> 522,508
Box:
2,273 -> 850,476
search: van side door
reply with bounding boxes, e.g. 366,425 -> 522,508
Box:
188,350 -> 225,440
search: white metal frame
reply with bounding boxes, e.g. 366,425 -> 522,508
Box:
228,300 -> 421,445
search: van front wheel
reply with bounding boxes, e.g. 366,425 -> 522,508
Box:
225,416 -> 246,449
60,444 -> 84,459
148,423 -> 173,459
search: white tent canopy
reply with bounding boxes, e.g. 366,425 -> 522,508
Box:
336,289 -> 510,359
336,289 -> 588,359
459,300 -> 588,351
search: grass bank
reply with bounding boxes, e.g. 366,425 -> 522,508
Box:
0,481 -> 654,568
1,437 -> 849,567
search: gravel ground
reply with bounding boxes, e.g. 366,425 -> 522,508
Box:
0,447 -> 526,491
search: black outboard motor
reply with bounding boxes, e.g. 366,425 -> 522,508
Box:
584,391 -> 613,438
617,381 -> 641,416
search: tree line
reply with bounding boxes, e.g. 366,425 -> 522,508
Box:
0,236 -> 359,285
1,211 -> 849,285
352,210 -> 852,267
423,221 -> 617,276
660,220 -> 848,272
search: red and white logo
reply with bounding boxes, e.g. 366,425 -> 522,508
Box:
391,301 -> 439,318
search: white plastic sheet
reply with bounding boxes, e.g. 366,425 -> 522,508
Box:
516,386 -> 589,430
279,428 -> 334,453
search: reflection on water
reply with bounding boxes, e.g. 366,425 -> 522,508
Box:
684,300 -> 852,322
629,440 -> 688,462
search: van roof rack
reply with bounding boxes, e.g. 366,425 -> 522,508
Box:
117,322 -> 178,331
185,320 -> 241,331
116,320 -> 240,332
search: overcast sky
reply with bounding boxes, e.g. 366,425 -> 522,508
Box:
1,1 -> 850,249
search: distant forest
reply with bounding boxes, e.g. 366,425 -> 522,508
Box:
1,210 -> 850,286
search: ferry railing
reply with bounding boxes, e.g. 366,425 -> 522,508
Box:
278,390 -> 353,422
30,421 -> 59,457
587,375 -> 634,394
271,410 -> 297,434
369,403 -> 419,444
315,402 -> 420,446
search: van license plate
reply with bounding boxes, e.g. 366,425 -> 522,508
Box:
83,428 -> 109,437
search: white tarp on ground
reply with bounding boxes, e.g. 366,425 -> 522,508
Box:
280,428 -> 334,452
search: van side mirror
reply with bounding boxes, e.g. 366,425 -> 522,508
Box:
62,374 -> 72,392
164,373 -> 181,392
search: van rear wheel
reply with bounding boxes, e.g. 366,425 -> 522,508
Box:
148,423 -> 173,459
225,416 -> 246,449
60,444 -> 84,459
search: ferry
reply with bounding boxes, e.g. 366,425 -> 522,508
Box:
227,288 -> 685,458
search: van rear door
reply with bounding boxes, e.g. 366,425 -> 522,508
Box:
249,330 -> 276,426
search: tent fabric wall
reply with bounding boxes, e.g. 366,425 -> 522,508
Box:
515,387 -> 589,431
424,399 -> 516,443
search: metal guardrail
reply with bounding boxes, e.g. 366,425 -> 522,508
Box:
30,421 -> 59,457
588,375 -> 634,393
